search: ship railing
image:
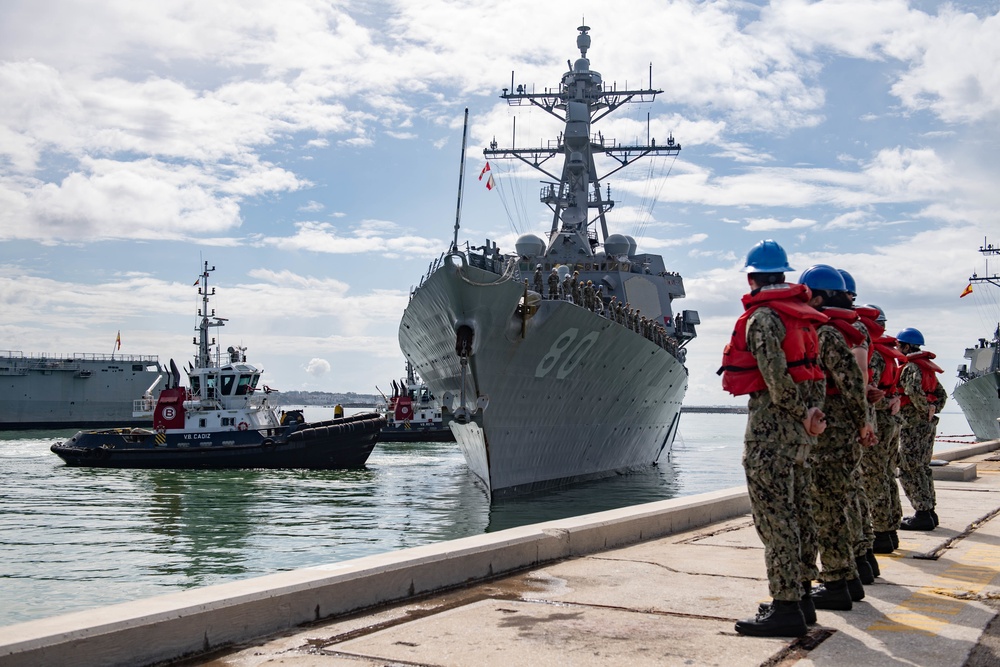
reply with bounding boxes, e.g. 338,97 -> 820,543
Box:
0,351 -> 160,364
133,397 -> 155,417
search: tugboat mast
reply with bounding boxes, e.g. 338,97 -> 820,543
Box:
194,261 -> 227,369
484,25 -> 681,258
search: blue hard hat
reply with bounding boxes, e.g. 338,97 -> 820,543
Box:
896,328 -> 925,346
798,264 -> 847,292
743,239 -> 794,273
838,269 -> 856,295
863,303 -> 886,324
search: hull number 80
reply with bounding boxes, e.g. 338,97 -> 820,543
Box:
535,328 -> 599,379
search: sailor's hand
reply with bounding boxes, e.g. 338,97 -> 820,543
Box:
866,385 -> 885,404
803,407 -> 826,437
889,396 -> 901,415
859,423 -> 877,448
928,405 -> 937,422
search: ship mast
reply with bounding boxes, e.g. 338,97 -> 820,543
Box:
968,238 -> 1000,373
194,261 -> 227,369
484,25 -> 681,259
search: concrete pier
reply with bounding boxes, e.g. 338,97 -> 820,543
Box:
2,440 -> 1000,666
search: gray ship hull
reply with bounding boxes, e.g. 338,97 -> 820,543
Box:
0,353 -> 163,430
399,259 -> 687,498
954,372 -> 1000,441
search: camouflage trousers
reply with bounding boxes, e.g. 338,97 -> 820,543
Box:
805,424 -> 860,582
743,439 -> 818,601
899,411 -> 938,512
864,410 -> 902,531
850,440 -> 874,557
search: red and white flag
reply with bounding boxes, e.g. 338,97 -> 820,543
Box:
478,162 -> 491,181
486,174 -> 495,191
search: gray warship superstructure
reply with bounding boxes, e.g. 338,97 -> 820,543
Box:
398,26 -> 698,497
954,239 -> 1000,441
0,350 -> 164,430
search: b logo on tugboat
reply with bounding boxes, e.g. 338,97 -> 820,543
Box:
162,406 -> 176,420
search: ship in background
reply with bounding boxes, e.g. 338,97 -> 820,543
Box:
377,361 -> 455,442
0,350 -> 163,430
954,239 -> 1000,441
399,25 -> 698,498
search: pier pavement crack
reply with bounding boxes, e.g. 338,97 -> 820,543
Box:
762,628 -> 837,667
674,519 -> 756,545
912,506 -> 1000,560
314,648 -> 438,666
588,554 -> 761,581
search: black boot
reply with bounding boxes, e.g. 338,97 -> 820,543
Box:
866,549 -> 880,577
930,509 -> 939,527
799,581 -> 817,625
812,579 -> 852,611
873,531 -> 894,554
855,556 -> 875,584
900,510 -> 935,531
757,581 -> 817,625
848,577 -> 865,601
736,599 -> 808,637
890,530 -> 899,548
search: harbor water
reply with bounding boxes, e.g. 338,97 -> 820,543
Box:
0,409 -> 974,627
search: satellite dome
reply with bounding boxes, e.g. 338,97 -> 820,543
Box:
623,235 -> 638,257
604,234 -> 629,257
515,234 -> 545,259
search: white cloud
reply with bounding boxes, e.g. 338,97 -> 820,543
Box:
305,358 -> 331,376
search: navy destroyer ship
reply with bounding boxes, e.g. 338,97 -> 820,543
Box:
0,350 -> 163,430
954,239 -> 1000,441
398,26 -> 698,497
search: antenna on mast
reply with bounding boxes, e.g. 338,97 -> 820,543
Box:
452,108 -> 470,252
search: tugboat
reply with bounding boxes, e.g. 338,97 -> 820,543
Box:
954,239 -> 1000,441
51,262 -> 385,468
377,361 -> 455,442
398,26 -> 698,498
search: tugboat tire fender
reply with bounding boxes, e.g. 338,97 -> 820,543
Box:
261,438 -> 275,448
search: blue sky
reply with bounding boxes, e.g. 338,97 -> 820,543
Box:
2,0 -> 999,410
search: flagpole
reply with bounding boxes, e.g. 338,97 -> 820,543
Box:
452,108 -> 469,252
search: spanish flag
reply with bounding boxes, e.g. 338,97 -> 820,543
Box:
961,283 -> 973,298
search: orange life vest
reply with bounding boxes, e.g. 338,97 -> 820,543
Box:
898,351 -> 944,407
719,283 -> 828,396
820,307 -> 867,395
872,335 -> 906,396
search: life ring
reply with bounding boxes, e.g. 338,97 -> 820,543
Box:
238,421 -> 249,431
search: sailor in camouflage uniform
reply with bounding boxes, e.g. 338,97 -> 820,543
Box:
799,265 -> 876,611
720,240 -> 827,638
547,268 -> 560,300
896,327 -> 948,531
838,269 -> 880,583
533,265 -> 544,295
862,305 -> 905,553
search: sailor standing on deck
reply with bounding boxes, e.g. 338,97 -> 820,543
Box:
863,306 -> 906,553
719,240 -> 827,638
533,264 -> 544,295
798,265 -> 876,611
548,268 -> 560,300
896,327 -> 948,531
838,269 -> 882,582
